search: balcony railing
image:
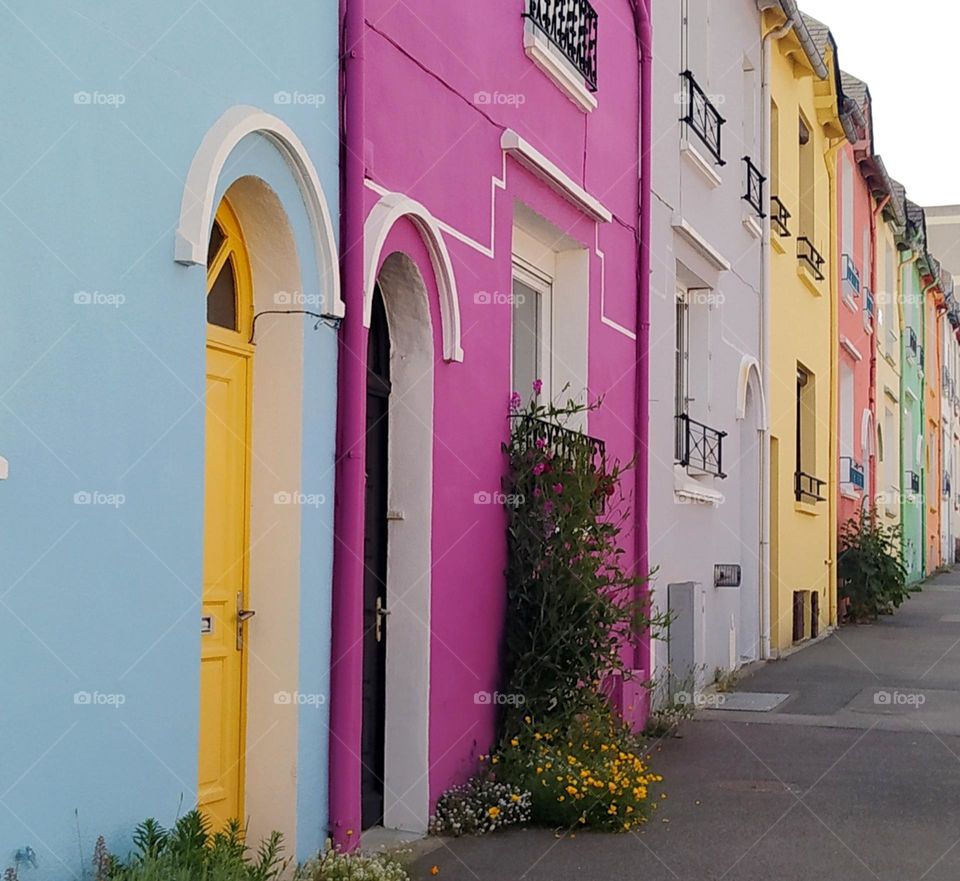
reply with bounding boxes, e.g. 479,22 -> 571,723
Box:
841,253 -> 861,297
512,414 -> 607,510
907,470 -> 921,494
797,236 -> 825,281
795,470 -> 826,503
944,472 -> 952,498
770,196 -> 791,237
680,70 -> 725,165
525,0 -> 599,92
906,327 -> 918,359
676,414 -> 727,478
839,456 -> 865,491
742,157 -> 765,217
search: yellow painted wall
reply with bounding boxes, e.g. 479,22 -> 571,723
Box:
765,12 -> 843,653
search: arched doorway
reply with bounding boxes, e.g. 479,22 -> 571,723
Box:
362,284 -> 391,828
199,196 -> 255,827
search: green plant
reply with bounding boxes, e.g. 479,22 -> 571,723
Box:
713,667 -> 740,693
838,508 -> 909,620
104,811 -> 287,881
500,390 -> 668,734
496,707 -> 662,832
429,777 -> 531,836
642,667 -> 699,738
295,846 -> 409,881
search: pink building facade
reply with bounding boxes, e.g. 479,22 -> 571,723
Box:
837,75 -> 877,522
331,0 -> 651,843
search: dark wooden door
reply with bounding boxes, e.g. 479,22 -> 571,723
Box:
361,284 -> 390,829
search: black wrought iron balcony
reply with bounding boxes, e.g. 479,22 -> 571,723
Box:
865,290 -> 875,316
512,414 -> 607,509
797,236 -> 825,281
795,470 -> 826,503
525,0 -> 599,92
839,456 -> 865,491
680,70 -> 725,165
676,414 -> 727,478
907,470 -> 921,494
742,157 -> 765,217
770,196 -> 791,237
906,326 -> 918,359
944,472 -> 952,498
919,345 -> 925,371
841,253 -> 861,297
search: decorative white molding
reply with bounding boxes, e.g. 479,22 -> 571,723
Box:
671,215 -> 731,272
175,105 -> 343,317
501,130 -> 612,223
674,465 -> 725,506
840,335 -> 863,361
743,213 -> 763,239
736,355 -> 768,429
681,137 -> 723,189
523,20 -> 597,113
363,191 -> 464,362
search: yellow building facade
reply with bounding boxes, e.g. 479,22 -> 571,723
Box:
765,10 -> 844,651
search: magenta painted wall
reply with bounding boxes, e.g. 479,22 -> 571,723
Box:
838,139 -> 877,523
331,0 -> 646,838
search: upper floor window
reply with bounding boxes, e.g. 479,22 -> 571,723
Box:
523,0 -> 598,112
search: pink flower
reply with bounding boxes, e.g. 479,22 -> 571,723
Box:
543,501 -> 554,515
553,483 -> 564,495
535,438 -> 547,449
509,392 -> 522,411
533,462 -> 547,476
532,379 -> 543,395
533,488 -> 542,498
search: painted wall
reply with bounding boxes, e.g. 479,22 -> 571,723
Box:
330,0 -> 647,841
766,12 -> 841,653
901,252 -> 926,583
0,2 -> 340,875
836,142 -> 875,528
647,0 -> 766,690
924,279 -> 943,572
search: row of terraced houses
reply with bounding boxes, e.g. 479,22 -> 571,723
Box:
3,1 -> 960,877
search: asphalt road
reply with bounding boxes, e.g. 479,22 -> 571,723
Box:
410,569 -> 960,880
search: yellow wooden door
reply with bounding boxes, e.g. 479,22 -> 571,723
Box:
199,198 -> 253,828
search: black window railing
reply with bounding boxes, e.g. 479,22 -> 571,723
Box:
795,470 -> 826,503
906,327 -> 918,359
676,414 -> 727,478
944,472 -> 952,498
770,196 -> 791,237
512,415 -> 607,510
907,470 -> 921,494
742,157 -> 765,217
525,0 -> 599,92
797,236 -> 825,281
680,70 -> 725,165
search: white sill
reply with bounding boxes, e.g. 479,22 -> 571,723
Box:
524,22 -> 597,113
743,212 -> 763,239
842,293 -> 859,314
797,261 -> 824,296
681,135 -> 722,188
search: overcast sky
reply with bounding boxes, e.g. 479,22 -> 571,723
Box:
798,0 -> 959,208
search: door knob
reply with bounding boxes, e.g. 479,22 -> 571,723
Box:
236,592 -> 256,651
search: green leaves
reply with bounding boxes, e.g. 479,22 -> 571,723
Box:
838,508 -> 909,621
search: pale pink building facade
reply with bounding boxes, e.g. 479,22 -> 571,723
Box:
331,0 -> 652,843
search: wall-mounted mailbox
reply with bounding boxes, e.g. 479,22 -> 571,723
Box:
714,564 -> 742,587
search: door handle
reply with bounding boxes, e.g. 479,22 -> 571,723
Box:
237,592 -> 256,651
375,595 -> 390,643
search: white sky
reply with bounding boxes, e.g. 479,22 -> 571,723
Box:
798,0 -> 960,208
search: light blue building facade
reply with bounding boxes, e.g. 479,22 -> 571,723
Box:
0,3 -> 341,876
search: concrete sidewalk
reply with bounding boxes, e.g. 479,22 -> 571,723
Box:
409,570 -> 960,880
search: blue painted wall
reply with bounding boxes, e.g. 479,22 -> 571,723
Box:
0,1 -> 339,876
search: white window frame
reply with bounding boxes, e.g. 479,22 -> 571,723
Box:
512,259 -> 554,405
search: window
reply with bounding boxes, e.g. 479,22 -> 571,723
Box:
795,365 -> 823,501
682,0 -> 711,85
523,0 -> 598,111
798,113 -> 815,241
511,266 -> 553,404
770,99 -> 780,195
839,362 -> 854,463
675,290 -> 689,421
